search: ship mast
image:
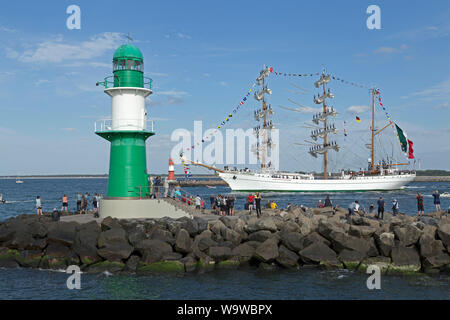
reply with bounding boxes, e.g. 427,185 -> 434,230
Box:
310,70 -> 339,179
371,88 -> 375,173
253,66 -> 273,173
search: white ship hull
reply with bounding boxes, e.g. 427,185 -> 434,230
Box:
218,172 -> 416,192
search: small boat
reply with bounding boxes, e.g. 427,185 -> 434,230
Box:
206,185 -> 216,189
441,192 -> 450,198
16,179 -> 24,184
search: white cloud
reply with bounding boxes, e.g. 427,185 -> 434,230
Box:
219,81 -> 228,87
411,78 -> 450,101
61,128 -> 77,132
35,79 -> 50,86
0,26 -> 17,33
347,105 -> 370,114
177,32 -> 192,39
375,47 -> 399,54
12,32 -> 123,64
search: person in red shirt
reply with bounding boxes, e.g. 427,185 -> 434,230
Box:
248,194 -> 254,211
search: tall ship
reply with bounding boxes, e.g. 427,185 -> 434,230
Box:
189,67 -> 416,192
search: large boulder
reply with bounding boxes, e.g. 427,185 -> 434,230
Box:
418,216 -> 440,227
73,221 -> 102,265
136,239 -> 173,264
231,243 -> 255,262
318,220 -> 346,241
437,223 -> 450,247
42,243 -> 79,269
422,254 -> 450,272
47,221 -> 78,247
280,221 -> 300,234
249,230 -> 273,243
419,234 -> 446,258
253,238 -> 279,262
100,216 -> 122,231
97,227 -> 133,262
178,217 -> 199,237
280,231 -> 304,252
245,217 -> 278,233
376,232 -> 395,257
393,224 -> 423,247
101,217 -> 122,231
15,250 -> 43,268
296,215 -> 313,235
351,216 -> 380,228
192,230 -> 214,260
348,225 -> 377,238
0,247 -> 20,268
275,245 -> 299,268
126,224 -> 147,247
27,221 -> 48,239
148,226 -> 175,245
174,229 -> 192,254
390,246 -> 421,273
222,227 -> 242,246
299,242 -> 339,266
338,249 -> 366,269
328,231 -> 371,255
300,232 -> 331,249
208,246 -> 233,261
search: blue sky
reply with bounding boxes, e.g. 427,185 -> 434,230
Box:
0,0 -> 449,175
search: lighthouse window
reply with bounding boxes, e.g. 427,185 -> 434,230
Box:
127,60 -> 134,70
113,61 -> 118,71
134,60 -> 141,71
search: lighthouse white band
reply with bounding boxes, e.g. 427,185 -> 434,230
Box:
105,87 -> 152,131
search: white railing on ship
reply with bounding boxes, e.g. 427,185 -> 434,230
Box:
94,119 -> 154,132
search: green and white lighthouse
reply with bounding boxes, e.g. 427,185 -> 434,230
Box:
95,43 -> 188,219
96,44 -> 153,199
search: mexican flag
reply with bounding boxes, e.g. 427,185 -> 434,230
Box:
395,123 -> 414,159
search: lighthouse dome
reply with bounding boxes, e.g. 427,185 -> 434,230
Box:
113,44 -> 143,61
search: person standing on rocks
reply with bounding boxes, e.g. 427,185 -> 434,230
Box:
254,193 -> 262,217
392,199 -> 399,216
84,193 -> 90,212
210,194 -> 215,210
61,194 -> 68,213
76,192 -> 82,213
324,195 -> 332,207
416,192 -> 424,216
36,196 -> 42,216
377,197 -> 385,220
195,195 -> 201,209
228,195 -> 235,216
433,190 -> 441,212
248,194 -> 254,212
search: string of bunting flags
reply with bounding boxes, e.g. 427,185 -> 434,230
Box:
271,70 -> 370,89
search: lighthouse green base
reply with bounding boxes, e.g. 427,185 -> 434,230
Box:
96,130 -> 154,198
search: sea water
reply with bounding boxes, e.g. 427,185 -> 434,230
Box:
0,178 -> 449,300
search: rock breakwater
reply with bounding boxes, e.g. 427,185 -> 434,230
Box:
0,207 -> 449,275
